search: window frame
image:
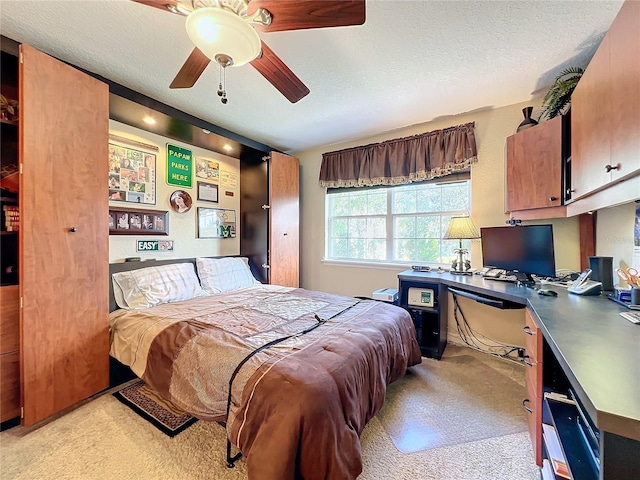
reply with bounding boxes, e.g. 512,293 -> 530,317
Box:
324,175 -> 472,267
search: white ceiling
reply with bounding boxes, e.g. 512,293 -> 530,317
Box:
0,0 -> 624,153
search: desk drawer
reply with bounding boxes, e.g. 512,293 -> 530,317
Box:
524,308 -> 542,364
525,357 -> 543,398
523,393 -> 543,467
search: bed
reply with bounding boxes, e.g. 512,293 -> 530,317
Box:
108,257 -> 421,480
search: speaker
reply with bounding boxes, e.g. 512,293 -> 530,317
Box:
589,256 -> 614,291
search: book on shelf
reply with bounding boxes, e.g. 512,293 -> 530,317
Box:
543,423 -> 570,479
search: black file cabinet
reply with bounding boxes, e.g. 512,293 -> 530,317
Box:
398,274 -> 448,359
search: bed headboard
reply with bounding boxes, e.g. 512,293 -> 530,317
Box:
108,256 -> 261,313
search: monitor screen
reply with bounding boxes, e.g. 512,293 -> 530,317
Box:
480,225 -> 556,278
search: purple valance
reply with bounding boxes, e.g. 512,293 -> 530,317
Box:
319,122 -> 478,188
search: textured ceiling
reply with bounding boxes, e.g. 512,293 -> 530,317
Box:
0,0 -> 624,153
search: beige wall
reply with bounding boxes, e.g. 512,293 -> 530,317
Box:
108,120 -> 240,262
295,99 -> 582,347
596,202 -> 638,281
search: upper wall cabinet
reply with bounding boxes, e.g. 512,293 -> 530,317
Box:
570,0 -> 640,207
505,114 -> 569,219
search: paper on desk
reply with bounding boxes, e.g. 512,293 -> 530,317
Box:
542,423 -> 570,479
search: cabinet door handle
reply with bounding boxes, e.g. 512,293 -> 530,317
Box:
523,356 -> 534,367
522,398 -> 533,413
549,196 -> 558,202
69,227 -> 77,233
605,164 -> 620,173
523,326 -> 534,336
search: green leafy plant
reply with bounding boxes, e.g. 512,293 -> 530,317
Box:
539,67 -> 584,120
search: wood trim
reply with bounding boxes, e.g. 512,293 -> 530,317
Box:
108,134 -> 159,152
579,213 -> 596,272
508,206 -> 567,221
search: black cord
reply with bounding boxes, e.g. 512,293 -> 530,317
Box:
451,293 -> 524,363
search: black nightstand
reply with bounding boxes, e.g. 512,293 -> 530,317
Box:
398,273 -> 448,359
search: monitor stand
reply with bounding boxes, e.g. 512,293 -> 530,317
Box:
510,271 -> 536,288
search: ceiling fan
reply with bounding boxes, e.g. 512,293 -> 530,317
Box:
133,0 -> 366,103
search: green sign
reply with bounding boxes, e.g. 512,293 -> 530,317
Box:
167,144 -> 192,187
136,240 -> 174,252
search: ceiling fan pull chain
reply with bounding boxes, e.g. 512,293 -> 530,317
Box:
217,63 -> 224,98
221,65 -> 228,104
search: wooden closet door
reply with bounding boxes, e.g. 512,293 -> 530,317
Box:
20,45 -> 109,426
268,152 -> 299,287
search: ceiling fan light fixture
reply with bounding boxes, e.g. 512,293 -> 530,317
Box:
185,7 -> 261,68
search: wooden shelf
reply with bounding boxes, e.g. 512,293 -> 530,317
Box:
0,118 -> 17,127
0,231 -> 18,236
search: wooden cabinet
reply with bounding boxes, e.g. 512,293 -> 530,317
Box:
0,285 -> 20,423
240,151 -> 299,287
571,0 -> 640,204
523,308 -> 543,467
17,44 -> 110,426
506,115 -> 569,219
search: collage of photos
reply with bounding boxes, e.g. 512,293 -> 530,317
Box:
109,143 -> 156,204
109,209 -> 168,235
195,158 -> 219,182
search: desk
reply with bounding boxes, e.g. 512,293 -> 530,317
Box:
397,270 -> 640,479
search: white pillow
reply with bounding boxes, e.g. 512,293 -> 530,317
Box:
112,262 -> 208,310
196,257 -> 260,294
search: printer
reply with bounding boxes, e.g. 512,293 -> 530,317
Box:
372,288 -> 399,303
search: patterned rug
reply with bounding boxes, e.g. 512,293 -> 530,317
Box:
113,380 -> 198,437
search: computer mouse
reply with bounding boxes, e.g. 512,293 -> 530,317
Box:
537,288 -> 558,297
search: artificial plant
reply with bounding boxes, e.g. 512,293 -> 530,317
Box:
539,67 -> 584,120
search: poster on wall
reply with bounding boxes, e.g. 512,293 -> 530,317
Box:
632,204 -> 640,270
108,143 -> 156,204
167,143 -> 193,188
197,207 -> 236,238
220,170 -> 238,189
195,157 -> 220,183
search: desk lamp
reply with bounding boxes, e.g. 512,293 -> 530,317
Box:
444,216 -> 480,275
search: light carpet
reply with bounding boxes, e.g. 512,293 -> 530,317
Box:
0,344 -> 539,480
378,345 -> 527,453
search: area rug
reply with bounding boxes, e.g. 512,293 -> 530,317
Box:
378,344 -> 527,453
113,380 -> 198,437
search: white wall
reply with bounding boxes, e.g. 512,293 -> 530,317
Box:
108,120 -> 240,262
295,99 -> 581,347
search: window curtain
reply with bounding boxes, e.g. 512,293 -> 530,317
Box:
319,122 -> 478,188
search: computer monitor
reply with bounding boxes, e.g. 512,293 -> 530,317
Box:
480,225 -> 556,281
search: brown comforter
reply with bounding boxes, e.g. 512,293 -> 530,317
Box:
109,285 -> 421,479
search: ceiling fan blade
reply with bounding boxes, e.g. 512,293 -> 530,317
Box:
249,0 -> 365,32
131,0 -> 180,13
251,41 -> 310,103
170,48 -> 211,89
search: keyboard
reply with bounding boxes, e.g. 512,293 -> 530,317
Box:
620,311 -> 640,324
486,275 -> 518,283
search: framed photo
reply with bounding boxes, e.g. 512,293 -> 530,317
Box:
169,190 -> 193,213
109,207 -> 168,236
108,142 -> 156,205
197,181 -> 219,203
197,207 -> 236,239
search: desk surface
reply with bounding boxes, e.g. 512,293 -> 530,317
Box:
398,270 -> 640,442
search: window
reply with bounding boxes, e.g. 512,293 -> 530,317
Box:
325,179 -> 471,265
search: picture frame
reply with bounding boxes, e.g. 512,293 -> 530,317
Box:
197,207 -> 236,239
197,181 -> 219,203
109,206 -> 168,236
108,142 -> 157,205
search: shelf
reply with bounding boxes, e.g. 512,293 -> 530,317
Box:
0,118 -> 17,127
0,231 -> 18,236
545,398 -> 598,480
402,304 -> 438,314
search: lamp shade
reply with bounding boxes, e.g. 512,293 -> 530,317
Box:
443,216 -> 480,240
185,7 -> 261,67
